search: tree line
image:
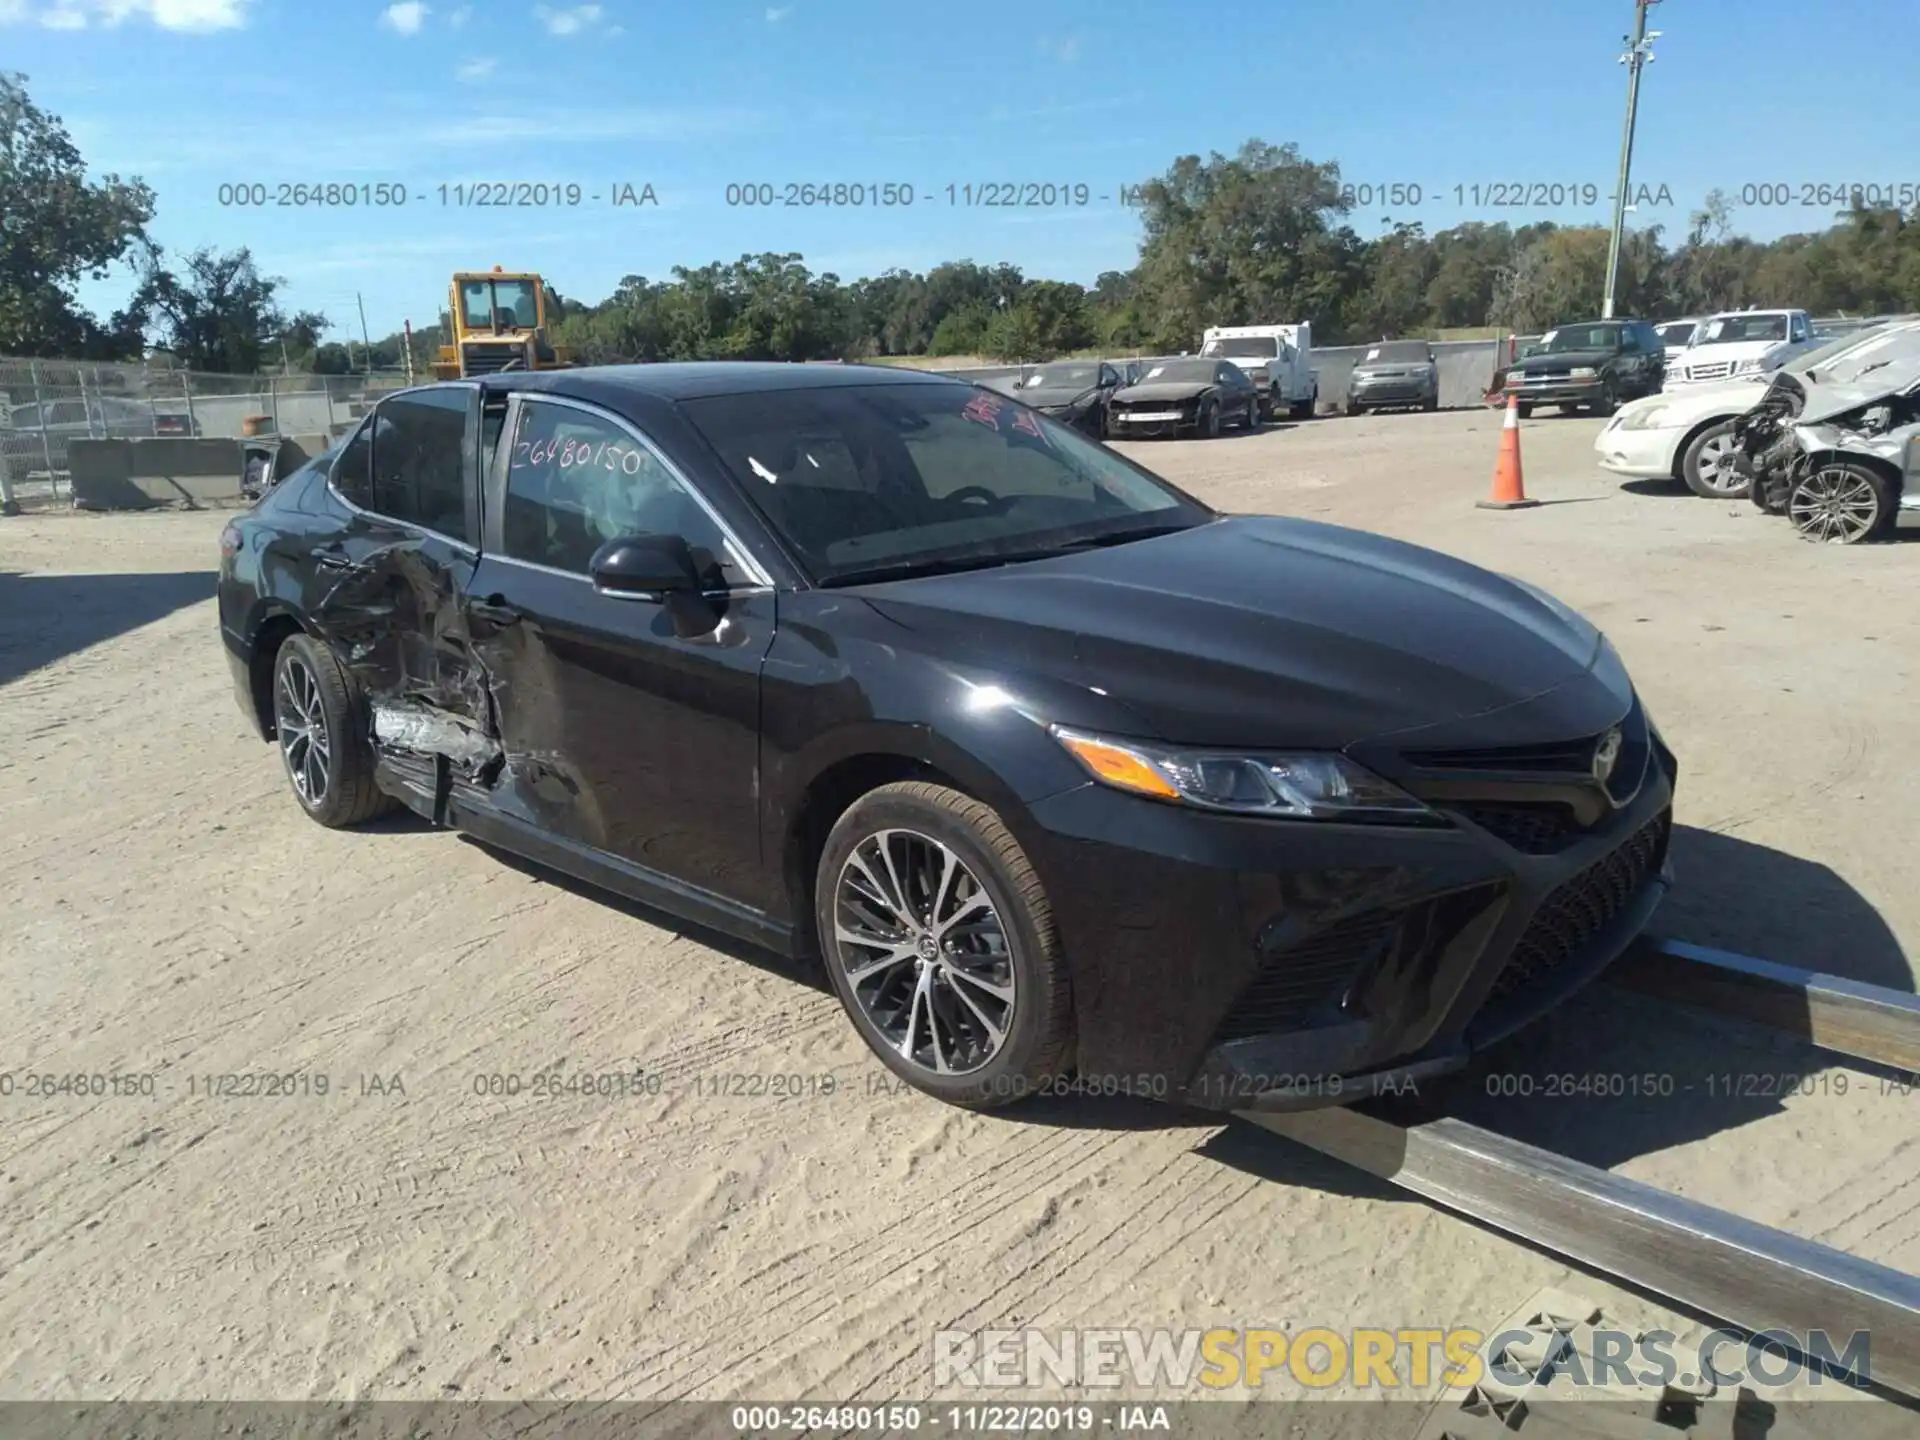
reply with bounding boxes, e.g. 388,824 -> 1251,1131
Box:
6,73 -> 1918,374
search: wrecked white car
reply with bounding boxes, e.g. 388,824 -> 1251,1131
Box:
1731,355 -> 1920,543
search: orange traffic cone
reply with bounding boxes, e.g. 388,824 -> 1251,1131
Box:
1477,394 -> 1538,509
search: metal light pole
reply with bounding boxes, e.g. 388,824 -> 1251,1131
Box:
1602,0 -> 1661,319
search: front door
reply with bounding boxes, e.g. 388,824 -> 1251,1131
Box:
464,393 -> 777,910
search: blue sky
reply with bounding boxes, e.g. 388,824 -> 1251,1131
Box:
7,0 -> 1918,343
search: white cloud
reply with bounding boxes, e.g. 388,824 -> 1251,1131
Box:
533,2 -> 601,36
455,55 -> 496,81
2,0 -> 252,27
448,3 -> 469,23
379,0 -> 428,35
764,4 -> 792,19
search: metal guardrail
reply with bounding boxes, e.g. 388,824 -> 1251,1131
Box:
1240,943 -> 1920,1402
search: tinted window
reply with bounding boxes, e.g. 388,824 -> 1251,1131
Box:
363,389 -> 473,541
679,382 -> 1208,584
1201,336 -> 1279,358
501,399 -> 743,582
332,419 -> 374,508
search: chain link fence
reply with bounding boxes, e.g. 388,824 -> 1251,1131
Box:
0,358 -> 419,510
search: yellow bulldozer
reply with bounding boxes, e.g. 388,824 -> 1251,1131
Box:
430,267 -> 574,379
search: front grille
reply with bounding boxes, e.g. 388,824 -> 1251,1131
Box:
461,343 -> 527,374
1452,802 -> 1582,855
1407,736 -> 1600,773
1214,909 -> 1399,1042
1487,810 -> 1670,1002
1684,360 -> 1734,382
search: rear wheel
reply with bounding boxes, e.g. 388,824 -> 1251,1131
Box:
271,633 -> 395,828
816,782 -> 1074,1109
1291,392 -> 1316,421
1788,462 -> 1895,544
1680,420 -> 1746,498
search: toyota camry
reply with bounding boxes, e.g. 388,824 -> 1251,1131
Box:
218,363 -> 1676,1111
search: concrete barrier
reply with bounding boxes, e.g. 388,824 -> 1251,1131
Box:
69,437 -> 250,509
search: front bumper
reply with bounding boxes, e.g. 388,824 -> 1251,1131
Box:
1350,380 -> 1436,408
1594,419 -> 1686,479
1108,409 -> 1199,439
1508,377 -> 1605,406
1020,702 -> 1676,1111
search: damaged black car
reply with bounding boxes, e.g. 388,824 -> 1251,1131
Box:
219,364 -> 1676,1112
1732,349 -> 1920,543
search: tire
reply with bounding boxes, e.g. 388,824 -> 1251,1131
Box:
1679,420 -> 1747,499
1590,380 -> 1620,417
1291,393 -> 1316,421
1201,400 -> 1222,438
1244,395 -> 1261,430
1788,462 -> 1896,544
815,781 -> 1074,1109
1344,397 -> 1364,417
270,632 -> 396,828
1423,394 -> 1440,412
1515,403 -> 1533,420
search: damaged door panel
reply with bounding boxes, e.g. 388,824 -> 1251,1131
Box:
310,385 -> 502,798
460,393 -> 779,911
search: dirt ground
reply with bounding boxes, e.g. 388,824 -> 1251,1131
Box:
2,409 -> 1916,1426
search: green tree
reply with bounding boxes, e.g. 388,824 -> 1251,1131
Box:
132,243 -> 297,373
0,72 -> 157,358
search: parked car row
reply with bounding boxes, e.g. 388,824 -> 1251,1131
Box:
1596,318 -> 1920,542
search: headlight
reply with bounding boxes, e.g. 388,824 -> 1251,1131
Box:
1569,367 -> 1597,379
1732,358 -> 1761,374
1050,727 -> 1433,821
1616,403 -> 1672,431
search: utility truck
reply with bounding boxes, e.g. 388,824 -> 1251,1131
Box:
1200,324 -> 1318,420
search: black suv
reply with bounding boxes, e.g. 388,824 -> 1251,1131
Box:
1504,320 -> 1666,417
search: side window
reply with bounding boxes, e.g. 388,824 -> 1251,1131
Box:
364,388 -> 474,542
332,418 -> 375,509
1098,365 -> 1118,388
1790,314 -> 1809,342
501,399 -> 744,584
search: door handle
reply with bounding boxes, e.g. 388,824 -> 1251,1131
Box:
468,594 -> 523,626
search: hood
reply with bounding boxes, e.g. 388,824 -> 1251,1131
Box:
855,515 -> 1605,751
1114,380 -> 1214,403
1796,356 -> 1920,424
1518,349 -> 1615,372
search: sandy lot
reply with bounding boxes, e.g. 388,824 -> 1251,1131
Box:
1,410 -> 1915,1426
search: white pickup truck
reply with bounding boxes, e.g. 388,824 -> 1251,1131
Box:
1200,324 -> 1318,419
1665,308 -> 1819,388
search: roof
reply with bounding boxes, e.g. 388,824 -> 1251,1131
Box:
477,361 -> 964,404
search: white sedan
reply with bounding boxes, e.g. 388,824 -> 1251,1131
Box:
1595,320 -> 1920,498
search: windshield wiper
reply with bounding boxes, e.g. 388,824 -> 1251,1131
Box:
818,522 -> 1196,588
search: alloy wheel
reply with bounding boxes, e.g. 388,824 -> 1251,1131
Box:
1790,466 -> 1881,543
832,828 -> 1015,1075
276,654 -> 331,804
1692,430 -> 1741,494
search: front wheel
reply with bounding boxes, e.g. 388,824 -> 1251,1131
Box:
1680,420 -> 1746,498
1201,401 -> 1222,438
1589,380 -> 1620,417
1244,395 -> 1261,430
1515,403 -> 1533,419
816,782 -> 1074,1109
1788,462 -> 1895,544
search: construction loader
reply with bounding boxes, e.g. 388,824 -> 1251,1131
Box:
430,267 -> 574,379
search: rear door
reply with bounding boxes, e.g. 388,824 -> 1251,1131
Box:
309,383 -> 492,756
463,392 -> 778,906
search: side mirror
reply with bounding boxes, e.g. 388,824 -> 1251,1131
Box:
589,533 -> 702,600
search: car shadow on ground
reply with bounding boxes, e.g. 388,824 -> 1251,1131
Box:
0,568 -> 215,688
1620,478 -> 1693,499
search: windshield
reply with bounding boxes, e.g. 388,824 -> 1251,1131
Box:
1135,359 -> 1218,384
459,278 -> 539,331
1699,314 -> 1788,345
678,382 -> 1211,585
1655,322 -> 1697,347
1539,324 -> 1624,354
1361,341 -> 1432,364
1201,336 -> 1279,359
1024,364 -> 1098,389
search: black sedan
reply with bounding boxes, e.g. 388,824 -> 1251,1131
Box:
1106,358 -> 1262,438
990,361 -> 1123,437
219,363 -> 1675,1112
